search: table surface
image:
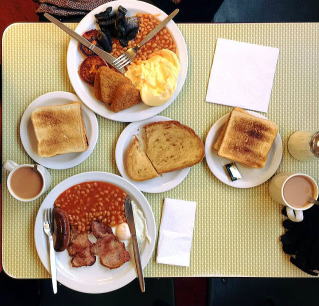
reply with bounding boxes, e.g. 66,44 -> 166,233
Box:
2,22 -> 319,279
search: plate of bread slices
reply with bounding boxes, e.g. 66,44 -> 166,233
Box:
205,108 -> 283,188
20,91 -> 98,169
116,116 -> 205,193
67,0 -> 188,122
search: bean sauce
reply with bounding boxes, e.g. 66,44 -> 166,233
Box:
54,181 -> 127,232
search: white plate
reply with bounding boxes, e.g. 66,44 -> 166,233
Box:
34,171 -> 156,294
20,91 -> 98,170
67,0 -> 188,122
205,111 -> 283,188
115,116 -> 190,193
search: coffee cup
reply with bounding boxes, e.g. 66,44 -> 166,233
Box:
269,172 -> 318,222
3,160 -> 51,202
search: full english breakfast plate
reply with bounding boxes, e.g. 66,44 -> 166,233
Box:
34,171 -> 156,293
67,0 -> 188,122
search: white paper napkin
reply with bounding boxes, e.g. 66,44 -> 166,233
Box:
206,38 -> 279,113
156,198 -> 197,267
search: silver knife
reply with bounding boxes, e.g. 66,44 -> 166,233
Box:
44,13 -> 125,74
125,197 -> 145,293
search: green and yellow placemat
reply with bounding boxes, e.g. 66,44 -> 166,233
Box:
2,23 -> 319,278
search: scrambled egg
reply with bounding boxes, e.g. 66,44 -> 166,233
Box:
125,49 -> 180,106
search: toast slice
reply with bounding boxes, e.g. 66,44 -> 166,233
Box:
110,82 -> 141,112
31,102 -> 88,157
217,109 -> 278,168
125,136 -> 159,181
213,108 -> 248,151
143,121 -> 205,173
98,66 -> 131,104
94,66 -> 141,112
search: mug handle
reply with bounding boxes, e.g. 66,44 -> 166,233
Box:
3,160 -> 19,172
286,207 -> 304,222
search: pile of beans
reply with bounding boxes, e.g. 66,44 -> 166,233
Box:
54,181 -> 127,232
111,13 -> 177,62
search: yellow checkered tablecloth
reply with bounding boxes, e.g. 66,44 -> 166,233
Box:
2,23 -> 319,278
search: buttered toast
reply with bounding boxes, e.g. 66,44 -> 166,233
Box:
217,109 -> 278,168
31,102 -> 88,157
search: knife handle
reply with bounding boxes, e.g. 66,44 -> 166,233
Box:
132,235 -> 145,293
43,13 -> 125,74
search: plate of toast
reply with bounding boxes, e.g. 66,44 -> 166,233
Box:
115,116 -> 204,193
67,0 -> 188,122
20,91 -> 98,169
205,108 -> 282,188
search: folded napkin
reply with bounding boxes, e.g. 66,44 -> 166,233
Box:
35,0 -> 112,17
156,198 -> 197,267
206,38 -> 279,113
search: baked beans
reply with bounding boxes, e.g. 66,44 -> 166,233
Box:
111,13 -> 177,62
54,181 -> 127,232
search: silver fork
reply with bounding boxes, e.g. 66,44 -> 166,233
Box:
43,208 -> 57,294
113,9 -> 179,70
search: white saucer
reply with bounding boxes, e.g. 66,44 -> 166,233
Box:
20,91 -> 98,170
115,116 -> 190,193
205,111 -> 283,188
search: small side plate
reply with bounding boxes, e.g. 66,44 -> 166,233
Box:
20,91 -> 99,170
205,111 -> 283,188
115,115 -> 190,193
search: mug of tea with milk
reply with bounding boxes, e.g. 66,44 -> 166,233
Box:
3,160 -> 51,202
269,172 -> 318,222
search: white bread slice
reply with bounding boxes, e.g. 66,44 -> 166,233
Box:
143,121 -> 205,174
31,102 -> 88,157
125,136 -> 159,181
217,109 -> 278,168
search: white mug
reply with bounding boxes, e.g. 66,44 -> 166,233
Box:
3,160 -> 52,202
269,172 -> 319,222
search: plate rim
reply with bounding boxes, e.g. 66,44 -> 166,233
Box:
34,171 -> 156,294
115,115 -> 191,193
205,110 -> 283,188
66,0 -> 188,122
19,91 -> 99,170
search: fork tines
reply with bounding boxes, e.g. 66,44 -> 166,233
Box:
44,208 -> 54,232
113,54 -> 132,70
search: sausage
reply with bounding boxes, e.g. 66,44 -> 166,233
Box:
53,207 -> 71,252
